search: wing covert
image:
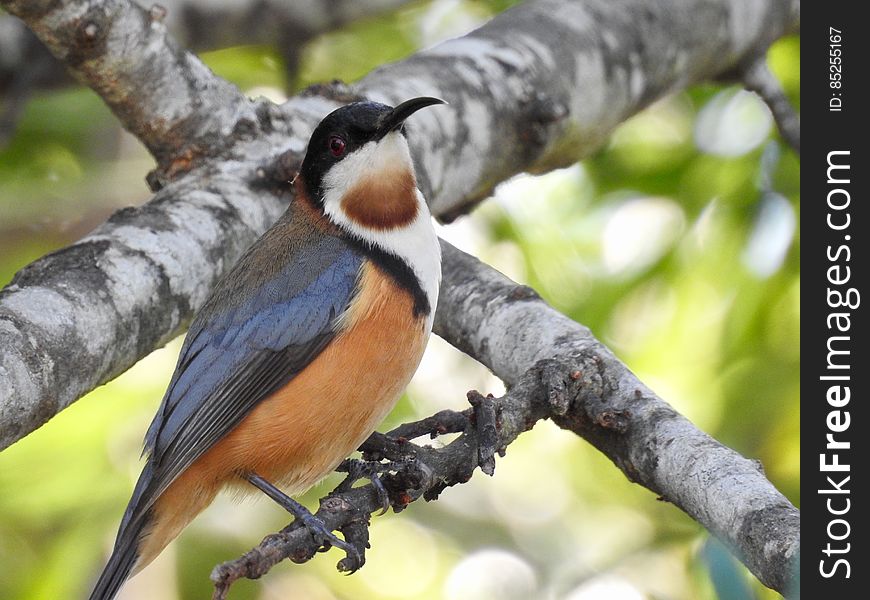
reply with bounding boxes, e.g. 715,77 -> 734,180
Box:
141,233 -> 363,502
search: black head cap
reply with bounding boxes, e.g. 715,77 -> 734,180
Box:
298,97 -> 445,204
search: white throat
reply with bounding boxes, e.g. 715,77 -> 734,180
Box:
320,132 -> 441,323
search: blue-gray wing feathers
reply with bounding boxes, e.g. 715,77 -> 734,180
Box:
140,233 -> 363,505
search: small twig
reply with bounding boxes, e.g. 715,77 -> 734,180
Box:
210,488 -> 377,600
386,408 -> 470,440
208,362 -> 566,598
467,391 -> 498,475
742,59 -> 800,155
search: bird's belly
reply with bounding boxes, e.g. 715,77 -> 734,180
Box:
195,261 -> 431,494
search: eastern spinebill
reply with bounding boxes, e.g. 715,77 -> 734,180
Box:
90,96 -> 446,600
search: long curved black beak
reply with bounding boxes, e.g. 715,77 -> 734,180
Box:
376,96 -> 446,138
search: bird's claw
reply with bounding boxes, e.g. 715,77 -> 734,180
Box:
296,511 -> 362,570
245,472 -> 364,570
336,458 -> 394,514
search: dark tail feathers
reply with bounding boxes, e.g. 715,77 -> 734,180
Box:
88,533 -> 142,600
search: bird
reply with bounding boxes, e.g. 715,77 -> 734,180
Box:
89,96 -> 446,600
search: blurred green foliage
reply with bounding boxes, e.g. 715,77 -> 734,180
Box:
0,2 -> 798,599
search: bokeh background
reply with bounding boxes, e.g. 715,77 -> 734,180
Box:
0,1 -> 799,599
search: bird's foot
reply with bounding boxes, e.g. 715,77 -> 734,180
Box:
245,472 -> 361,568
335,458 -> 412,514
293,507 -> 361,567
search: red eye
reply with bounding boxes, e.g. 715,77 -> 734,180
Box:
328,135 -> 346,157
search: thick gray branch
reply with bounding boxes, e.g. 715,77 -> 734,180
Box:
1,0 -> 414,144
0,159 -> 291,444
355,0 -> 800,218
434,242 -> 799,596
0,0 -> 799,593
0,0 -> 799,470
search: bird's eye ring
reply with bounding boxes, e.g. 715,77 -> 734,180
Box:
328,135 -> 347,157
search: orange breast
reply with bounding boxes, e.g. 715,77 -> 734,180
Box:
196,259 -> 428,491
137,261 -> 429,569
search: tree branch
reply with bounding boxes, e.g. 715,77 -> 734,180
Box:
209,364 -> 551,600
354,0 -> 801,220
741,58 -> 800,155
0,0 -> 798,478
0,0 -> 800,451
0,0 -> 416,146
434,242 -> 800,596
209,241 -> 799,598
0,0 -> 800,595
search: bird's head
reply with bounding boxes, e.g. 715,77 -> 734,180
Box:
298,97 -> 445,232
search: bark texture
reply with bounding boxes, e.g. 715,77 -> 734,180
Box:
0,0 -> 800,595
0,0 -> 800,451
0,0 -> 414,144
435,242 -> 800,595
